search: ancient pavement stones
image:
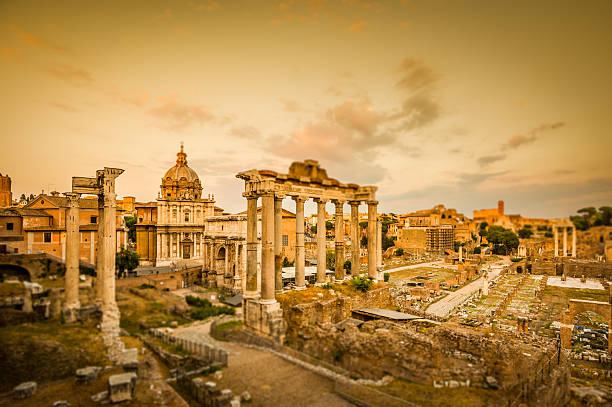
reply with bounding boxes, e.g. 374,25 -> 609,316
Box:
76,366 -> 102,383
91,391 -> 108,403
108,372 -> 137,403
241,390 -> 252,402
13,381 -> 37,399
484,376 -> 500,390
52,401 -> 71,407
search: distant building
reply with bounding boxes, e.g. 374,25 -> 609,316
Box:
0,173 -> 12,208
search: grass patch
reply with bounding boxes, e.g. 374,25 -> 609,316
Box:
350,277 -> 373,292
0,281 -> 24,296
542,286 -> 609,303
214,320 -> 242,332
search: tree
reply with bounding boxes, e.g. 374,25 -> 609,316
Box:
310,225 -> 317,234
478,222 -> 488,238
115,247 -> 139,278
325,221 -> 334,230
361,235 -> 368,248
473,247 -> 481,254
570,215 -> 589,231
486,226 -> 519,255
19,193 -> 26,201
124,216 -> 137,243
343,260 -> 351,273
382,235 -> 395,251
395,248 -> 404,256
518,228 -> 533,239
326,250 -> 335,271
282,257 -> 294,267
359,221 -> 368,229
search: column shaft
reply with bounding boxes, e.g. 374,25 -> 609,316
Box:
350,202 -> 360,278
316,200 -> 327,284
245,196 -> 258,296
261,193 -> 275,302
554,227 -> 559,257
294,197 -> 306,289
377,220 -> 382,268
102,186 -> 118,313
572,227 -> 577,257
367,201 -> 378,280
96,196 -> 105,303
563,227 -> 568,257
334,201 -> 345,281
274,196 -> 283,292
64,193 -> 81,314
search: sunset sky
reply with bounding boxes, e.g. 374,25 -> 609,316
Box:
1,0 -> 611,218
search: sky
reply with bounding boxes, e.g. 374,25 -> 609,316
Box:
1,0 -> 611,218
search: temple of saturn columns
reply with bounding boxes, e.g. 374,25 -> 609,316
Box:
236,160 -> 381,342
67,167 -> 125,361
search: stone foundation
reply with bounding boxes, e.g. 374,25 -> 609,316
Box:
100,307 -> 125,362
243,298 -> 286,344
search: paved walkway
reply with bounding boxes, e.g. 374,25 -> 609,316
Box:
425,266 -> 503,318
385,261 -> 443,273
173,319 -> 352,406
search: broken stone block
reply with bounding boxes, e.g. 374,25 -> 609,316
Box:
241,390 -> 252,402
13,381 -> 37,399
122,348 -> 139,372
108,372 -> 137,403
448,380 -> 459,388
91,390 -> 108,403
484,376 -> 499,390
230,395 -> 242,406
52,401 -> 71,407
76,366 -> 102,383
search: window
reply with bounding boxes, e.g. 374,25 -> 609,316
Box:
40,199 -> 45,204
185,213 -> 189,222
6,222 -> 13,231
44,232 -> 52,243
282,235 -> 289,247
90,216 -> 97,224
139,218 -> 143,223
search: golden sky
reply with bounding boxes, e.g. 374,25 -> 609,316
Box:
1,0 -> 611,217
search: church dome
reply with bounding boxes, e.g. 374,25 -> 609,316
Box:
160,144 -> 203,200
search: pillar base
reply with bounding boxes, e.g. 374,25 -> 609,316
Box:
63,302 -> 81,322
295,285 -> 306,291
100,306 -> 124,363
243,298 -> 285,344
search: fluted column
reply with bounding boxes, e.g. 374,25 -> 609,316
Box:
274,195 -> 283,293
333,200 -> 345,281
367,200 -> 378,280
572,226 -> 577,257
102,172 -> 120,315
563,227 -> 567,257
64,192 -> 81,319
315,199 -> 327,284
245,195 -> 258,297
95,195 -> 105,304
377,220 -> 382,268
261,193 -> 275,302
554,227 -> 559,257
294,196 -> 306,289
349,201 -> 360,278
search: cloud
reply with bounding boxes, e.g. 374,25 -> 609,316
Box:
280,99 -> 302,112
10,25 -> 71,55
396,58 -> 439,91
457,171 -> 507,186
477,154 -> 506,167
45,64 -> 93,86
229,125 -> 260,139
503,121 -> 565,149
154,8 -> 172,21
188,0 -> 219,11
148,100 -> 217,130
49,102 -> 79,112
326,100 -> 381,134
0,47 -> 22,63
349,21 -> 368,32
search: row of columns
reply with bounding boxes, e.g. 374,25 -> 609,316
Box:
244,193 -> 379,303
553,226 -> 577,257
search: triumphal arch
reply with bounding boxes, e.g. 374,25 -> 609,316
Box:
236,159 -> 380,342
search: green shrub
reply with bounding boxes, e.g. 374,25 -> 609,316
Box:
510,258 -> 522,262
473,247 -> 481,254
395,248 -> 404,256
186,295 -> 212,308
350,277 -> 372,292
321,283 -> 334,289
333,349 -> 344,362
190,305 -> 235,320
138,283 -> 156,290
383,272 -> 390,282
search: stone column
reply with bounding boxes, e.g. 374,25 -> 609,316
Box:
294,196 -> 306,289
349,201 -> 360,278
554,227 -> 559,257
274,195 -> 283,293
315,199 -> 327,284
572,226 -> 577,257
367,200 -> 378,280
224,242 -> 229,278
261,193 -> 275,302
64,192 -> 81,320
459,245 -> 463,262
234,241 -> 240,287
333,200 -> 345,282
377,220 -> 383,268
95,195 -> 105,304
563,227 -> 567,257
245,195 -> 258,297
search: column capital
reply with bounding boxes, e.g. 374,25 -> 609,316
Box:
331,199 -> 345,206
366,200 -> 379,206
243,192 -> 259,200
313,197 -> 328,204
292,195 -> 307,204
274,193 -> 286,200
348,200 -> 361,207
64,192 -> 81,206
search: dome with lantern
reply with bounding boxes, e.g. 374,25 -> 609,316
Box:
160,144 -> 203,200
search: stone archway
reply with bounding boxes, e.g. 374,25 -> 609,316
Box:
561,299 -> 611,354
216,246 -> 227,288
0,264 -> 31,281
